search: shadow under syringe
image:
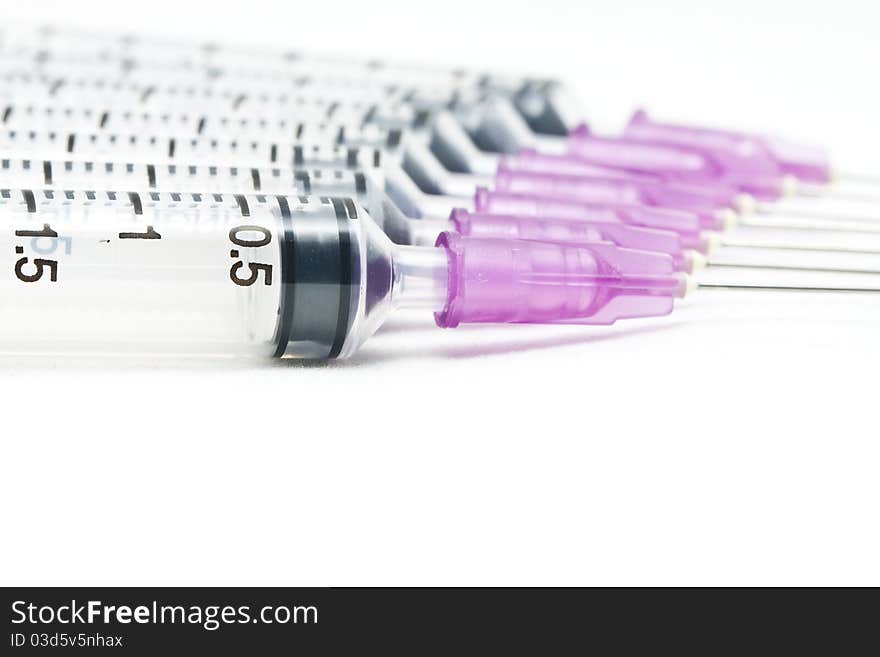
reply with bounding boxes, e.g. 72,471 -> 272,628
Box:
337,319 -> 687,366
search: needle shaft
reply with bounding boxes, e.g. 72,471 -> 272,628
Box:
720,241 -> 880,256
697,283 -> 880,293
740,219 -> 880,234
707,262 -> 880,276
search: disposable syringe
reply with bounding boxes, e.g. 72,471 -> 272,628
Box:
3,188 -> 879,361
0,157 -> 698,274
0,156 -> 691,277
0,188 -> 696,359
0,155 -> 745,265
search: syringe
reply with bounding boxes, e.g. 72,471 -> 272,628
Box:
3,188 -> 879,361
0,156 -> 694,276
0,188 -> 699,359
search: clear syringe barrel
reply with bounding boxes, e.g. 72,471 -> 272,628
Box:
0,42 -> 467,92
0,72 -> 410,118
0,157 -> 372,197
0,70 -> 577,149
0,131 -> 450,227
0,158 -> 417,243
0,65 -> 464,119
0,37 -> 580,132
0,30 -> 477,88
0,189 -> 444,359
0,27 -> 557,100
0,100 -> 404,143
0,128 -> 388,169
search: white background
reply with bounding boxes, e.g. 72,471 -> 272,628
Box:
1,0 -> 879,585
